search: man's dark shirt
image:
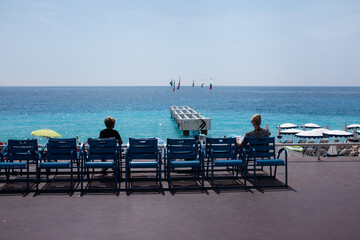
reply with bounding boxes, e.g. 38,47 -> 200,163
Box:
99,129 -> 121,141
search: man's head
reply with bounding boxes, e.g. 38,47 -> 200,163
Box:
104,116 -> 116,129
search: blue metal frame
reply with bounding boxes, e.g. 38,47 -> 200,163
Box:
125,138 -> 162,192
36,138 -> 78,192
165,138 -> 205,190
206,137 -> 246,188
0,139 -> 38,191
245,137 -> 288,188
81,138 -> 119,193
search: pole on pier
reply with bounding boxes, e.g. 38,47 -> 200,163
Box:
201,79 -> 204,114
210,78 -> 213,119
178,76 -> 181,106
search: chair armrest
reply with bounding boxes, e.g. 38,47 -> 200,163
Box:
27,150 -> 38,162
41,143 -> 47,152
277,148 -> 288,160
1,144 -> 8,159
2,144 -> 8,153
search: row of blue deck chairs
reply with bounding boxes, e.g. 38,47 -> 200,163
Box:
0,137 -> 288,193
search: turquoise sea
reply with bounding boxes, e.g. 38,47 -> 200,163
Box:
0,86 -> 359,144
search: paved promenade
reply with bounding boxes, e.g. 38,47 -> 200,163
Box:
1,155 -> 360,240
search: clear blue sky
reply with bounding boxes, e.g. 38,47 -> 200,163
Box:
0,0 -> 359,86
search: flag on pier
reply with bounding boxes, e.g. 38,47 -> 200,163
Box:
201,80 -> 204,88
192,80 -> 195,87
173,80 -> 175,91
210,81 -> 213,90
177,78 -> 181,90
169,80 -> 173,86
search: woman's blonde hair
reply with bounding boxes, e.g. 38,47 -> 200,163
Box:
251,114 -> 261,126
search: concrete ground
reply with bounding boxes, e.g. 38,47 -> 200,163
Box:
1,155 -> 360,240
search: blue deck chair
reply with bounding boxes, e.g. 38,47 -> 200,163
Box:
125,138 -> 161,191
166,138 -> 205,190
245,137 -> 288,188
0,139 -> 38,191
81,138 -> 119,192
37,138 -> 78,191
206,137 -> 246,188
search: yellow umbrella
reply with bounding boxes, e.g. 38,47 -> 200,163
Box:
31,129 -> 62,138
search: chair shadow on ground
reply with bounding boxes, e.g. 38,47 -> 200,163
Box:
245,172 -> 296,193
125,180 -> 164,196
167,179 -> 209,195
35,176 -> 77,196
81,174 -> 118,196
0,181 -> 34,196
210,178 -> 250,194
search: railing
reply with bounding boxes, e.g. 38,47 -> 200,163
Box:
275,142 -> 359,160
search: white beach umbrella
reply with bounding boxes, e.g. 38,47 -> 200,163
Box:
280,129 -> 302,135
323,130 -> 353,138
347,124 -> 360,129
295,129 -> 327,139
301,123 -> 321,129
278,123 -> 298,129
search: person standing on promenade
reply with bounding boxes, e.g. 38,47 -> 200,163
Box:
236,114 -> 270,148
99,116 -> 123,145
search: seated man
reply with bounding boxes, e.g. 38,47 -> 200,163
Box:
99,116 -> 123,174
99,116 -> 123,145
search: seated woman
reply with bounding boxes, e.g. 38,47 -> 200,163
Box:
236,114 -> 270,148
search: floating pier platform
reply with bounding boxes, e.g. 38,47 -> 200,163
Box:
170,106 -> 211,135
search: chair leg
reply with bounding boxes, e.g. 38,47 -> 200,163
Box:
285,164 -> 288,187
36,168 -> 40,191
254,163 -> 257,187
206,159 -> 210,178
201,165 -> 205,188
70,167 -> 73,192
167,166 -> 171,190
115,166 -> 118,192
81,164 -> 84,193
243,164 -> 247,188
26,165 -> 30,191
211,165 -> 214,187
158,166 -> 162,191
125,167 -> 129,191
274,166 -> 278,178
